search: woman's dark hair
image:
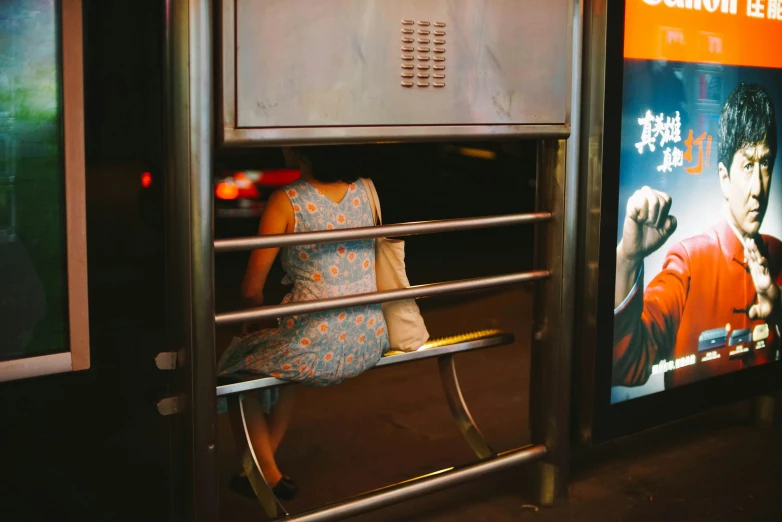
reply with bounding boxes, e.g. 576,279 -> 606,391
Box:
292,146 -> 361,183
718,83 -> 777,171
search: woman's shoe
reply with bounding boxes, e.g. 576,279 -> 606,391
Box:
271,476 -> 299,501
229,474 -> 256,499
229,473 -> 299,502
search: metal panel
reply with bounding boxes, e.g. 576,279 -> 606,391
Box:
226,0 -> 568,139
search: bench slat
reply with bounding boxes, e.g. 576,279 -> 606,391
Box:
216,330 -> 514,397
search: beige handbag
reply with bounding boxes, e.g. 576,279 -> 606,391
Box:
360,178 -> 429,352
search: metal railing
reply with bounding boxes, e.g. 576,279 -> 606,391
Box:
214,213 -> 551,252
215,271 -> 549,325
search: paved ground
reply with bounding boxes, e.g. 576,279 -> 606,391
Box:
217,287 -> 782,522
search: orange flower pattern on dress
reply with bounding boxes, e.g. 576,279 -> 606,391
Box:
216,179 -> 389,401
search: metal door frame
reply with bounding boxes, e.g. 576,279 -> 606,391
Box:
164,0 -> 582,519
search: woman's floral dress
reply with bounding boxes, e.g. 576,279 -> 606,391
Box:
217,179 -> 389,411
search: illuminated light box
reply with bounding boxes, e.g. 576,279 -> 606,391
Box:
583,0 -> 782,442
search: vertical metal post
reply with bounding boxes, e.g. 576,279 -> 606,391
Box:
530,0 -> 583,506
165,0 -> 217,520
573,0 -> 608,448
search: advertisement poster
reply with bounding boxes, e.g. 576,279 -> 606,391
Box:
612,0 -> 782,403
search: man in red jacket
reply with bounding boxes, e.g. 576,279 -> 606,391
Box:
613,83 -> 781,389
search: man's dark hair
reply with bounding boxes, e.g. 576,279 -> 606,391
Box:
718,83 -> 777,171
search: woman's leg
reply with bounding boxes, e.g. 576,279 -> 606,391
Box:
242,393 -> 283,487
269,387 -> 296,453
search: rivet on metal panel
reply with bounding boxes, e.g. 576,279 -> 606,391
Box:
401,63 -> 414,69
401,81 -> 414,87
418,81 -> 430,87
402,28 -> 414,34
418,55 -> 430,61
433,74 -> 445,79
418,47 -> 431,53
401,19 -> 414,25
418,29 -> 430,35
434,30 -> 446,36
433,65 -> 445,70
433,82 -> 445,88
402,37 -> 414,43
434,22 -> 446,27
418,73 -> 430,78
434,56 -> 445,62
434,48 -> 446,54
418,21 -> 430,26
417,64 -> 430,70
402,46 -> 414,52
418,38 -> 430,44
401,72 -> 414,78
402,55 -> 414,61
434,39 -> 446,45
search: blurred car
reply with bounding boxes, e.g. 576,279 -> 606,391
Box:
214,169 -> 300,219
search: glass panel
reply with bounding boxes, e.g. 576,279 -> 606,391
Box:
0,0 -> 69,362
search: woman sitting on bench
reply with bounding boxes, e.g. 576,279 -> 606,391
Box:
218,146 -> 390,500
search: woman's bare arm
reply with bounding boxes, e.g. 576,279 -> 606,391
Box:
240,189 -> 294,307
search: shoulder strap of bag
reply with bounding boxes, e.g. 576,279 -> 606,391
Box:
359,177 -> 383,225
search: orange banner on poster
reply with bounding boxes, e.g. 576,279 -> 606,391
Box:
624,0 -> 782,69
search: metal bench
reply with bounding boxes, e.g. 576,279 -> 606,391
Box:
217,329 -> 537,518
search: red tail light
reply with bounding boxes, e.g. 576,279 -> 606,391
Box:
215,181 -> 239,200
141,172 -> 152,188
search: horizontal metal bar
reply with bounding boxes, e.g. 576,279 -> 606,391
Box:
216,332 -> 515,397
221,124 -> 571,148
215,271 -> 549,326
278,445 -> 547,522
214,213 -> 552,252
0,352 -> 73,383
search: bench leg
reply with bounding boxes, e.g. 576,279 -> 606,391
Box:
226,394 -> 289,517
438,354 -> 496,459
